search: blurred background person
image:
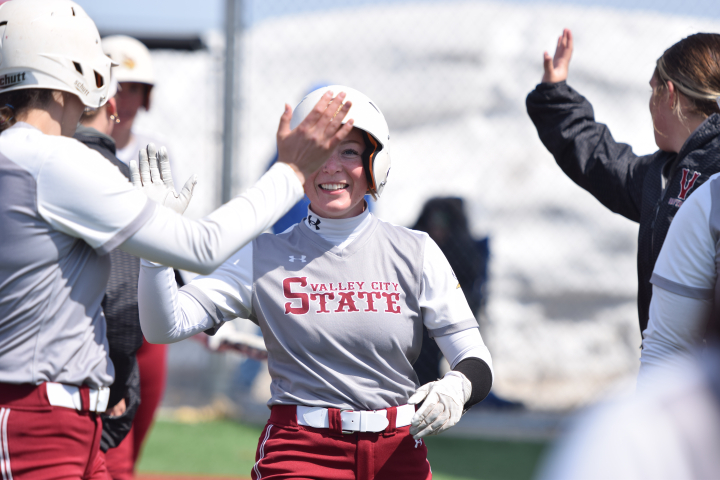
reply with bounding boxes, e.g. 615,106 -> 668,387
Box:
526,29 -> 720,337
536,343 -> 720,480
74,76 -> 145,476
101,34 -> 176,474
103,36 -> 172,172
411,197 -> 487,387
410,197 -> 521,409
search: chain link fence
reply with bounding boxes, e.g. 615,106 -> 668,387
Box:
130,0 -> 720,414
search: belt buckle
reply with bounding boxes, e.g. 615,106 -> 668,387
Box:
341,409 -> 354,434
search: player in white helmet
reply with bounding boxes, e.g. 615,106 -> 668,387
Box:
0,1 -> 354,477
101,35 -> 177,175
137,85 -> 494,480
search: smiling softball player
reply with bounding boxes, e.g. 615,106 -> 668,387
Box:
137,86 -> 494,480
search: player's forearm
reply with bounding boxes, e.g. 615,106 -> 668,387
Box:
120,163 -> 303,274
435,328 -> 494,408
138,261 -> 214,344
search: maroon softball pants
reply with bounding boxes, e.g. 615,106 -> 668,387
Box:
252,405 -> 432,480
0,382 -> 107,480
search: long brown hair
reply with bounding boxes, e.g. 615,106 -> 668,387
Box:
655,33 -> 720,119
0,89 -> 54,133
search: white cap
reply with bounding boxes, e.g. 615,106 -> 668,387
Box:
102,35 -> 155,85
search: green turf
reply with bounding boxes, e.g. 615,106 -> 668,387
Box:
136,420 -> 262,476
424,436 -> 548,480
137,419 -> 548,479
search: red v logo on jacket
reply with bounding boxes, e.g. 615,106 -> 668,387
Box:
678,168 -> 701,200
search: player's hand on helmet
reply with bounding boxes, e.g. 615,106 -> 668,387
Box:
542,28 -> 573,83
276,90 -> 354,184
130,143 -> 197,215
408,371 -> 472,439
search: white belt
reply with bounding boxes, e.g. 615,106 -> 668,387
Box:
46,382 -> 110,413
297,404 -> 415,433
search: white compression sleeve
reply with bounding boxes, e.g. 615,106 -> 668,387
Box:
139,242 -> 257,344
138,262 -> 214,344
638,285 -> 712,390
434,328 -> 494,379
121,162 -> 303,274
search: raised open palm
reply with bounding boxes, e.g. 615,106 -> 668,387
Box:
543,28 -> 573,83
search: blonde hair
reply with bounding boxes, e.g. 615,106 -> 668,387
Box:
653,33 -> 720,119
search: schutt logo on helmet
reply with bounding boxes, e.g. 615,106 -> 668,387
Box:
74,80 -> 90,96
0,72 -> 27,89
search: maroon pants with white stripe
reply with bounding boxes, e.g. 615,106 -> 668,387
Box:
252,405 -> 432,480
0,383 -> 107,480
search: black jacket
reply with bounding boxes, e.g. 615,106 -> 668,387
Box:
526,81 -> 720,333
74,126 -> 143,451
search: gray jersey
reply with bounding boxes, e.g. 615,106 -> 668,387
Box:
179,210 -> 483,410
0,123 -> 153,388
251,216 -> 445,410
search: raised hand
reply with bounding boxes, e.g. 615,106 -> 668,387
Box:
542,28 -> 573,84
130,143 -> 197,215
276,91 -> 354,185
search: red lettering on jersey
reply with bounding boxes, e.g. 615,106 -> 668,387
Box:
382,292 -> 401,314
329,283 -> 337,291
347,282 -> 355,290
392,283 -> 399,291
310,284 -> 321,292
358,291 -> 380,312
371,282 -> 380,290
318,284 -> 328,292
338,282 -> 346,290
678,169 -> 701,200
283,277 -> 309,314
335,292 -> 359,312
311,292 -> 335,313
384,282 -> 391,291
356,281 -> 364,289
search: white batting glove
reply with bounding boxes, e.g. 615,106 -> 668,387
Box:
408,371 -> 471,439
130,143 -> 197,215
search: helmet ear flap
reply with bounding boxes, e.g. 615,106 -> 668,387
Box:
359,130 -> 391,199
360,130 -> 378,194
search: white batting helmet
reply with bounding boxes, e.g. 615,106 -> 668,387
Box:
0,0 -> 115,108
102,35 -> 155,86
290,85 -> 392,199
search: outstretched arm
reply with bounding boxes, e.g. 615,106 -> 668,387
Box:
526,30 -> 654,222
121,92 -> 353,273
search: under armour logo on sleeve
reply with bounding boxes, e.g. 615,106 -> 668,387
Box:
289,255 -> 307,263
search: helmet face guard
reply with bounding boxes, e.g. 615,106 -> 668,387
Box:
290,85 -> 392,199
0,0 -> 115,108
